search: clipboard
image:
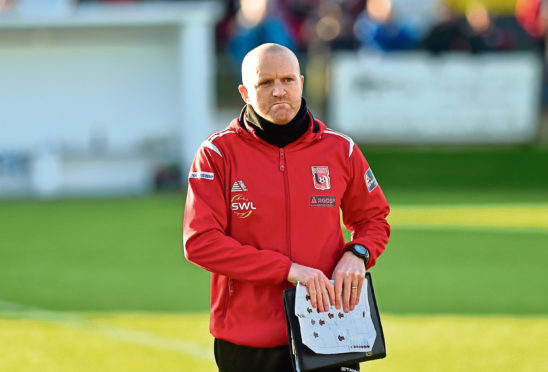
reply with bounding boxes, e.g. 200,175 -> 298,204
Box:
283,272 -> 386,371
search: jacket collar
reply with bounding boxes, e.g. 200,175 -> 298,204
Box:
230,105 -> 325,149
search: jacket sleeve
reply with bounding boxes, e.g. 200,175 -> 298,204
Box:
340,144 -> 391,269
183,144 -> 292,284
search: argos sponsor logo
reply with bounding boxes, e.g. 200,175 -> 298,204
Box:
231,194 -> 257,218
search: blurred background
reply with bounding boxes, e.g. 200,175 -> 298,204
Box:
0,0 -> 546,198
1,1 -> 547,372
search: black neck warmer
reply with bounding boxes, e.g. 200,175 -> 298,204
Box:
245,98 -> 309,148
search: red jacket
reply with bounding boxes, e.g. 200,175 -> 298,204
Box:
183,111 -> 390,347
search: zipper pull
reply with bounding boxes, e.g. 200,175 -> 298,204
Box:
279,148 -> 285,172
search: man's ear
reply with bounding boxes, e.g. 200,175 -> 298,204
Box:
300,75 -> 304,91
238,84 -> 249,103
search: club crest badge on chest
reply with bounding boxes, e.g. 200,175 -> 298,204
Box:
311,166 -> 331,190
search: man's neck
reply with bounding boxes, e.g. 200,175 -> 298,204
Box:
245,98 -> 309,148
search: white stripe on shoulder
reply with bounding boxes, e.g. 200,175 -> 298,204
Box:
207,129 -> 236,142
201,140 -> 222,157
202,130 -> 236,157
323,129 -> 355,157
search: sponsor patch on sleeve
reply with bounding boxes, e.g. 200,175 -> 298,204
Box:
189,171 -> 214,180
364,168 -> 378,192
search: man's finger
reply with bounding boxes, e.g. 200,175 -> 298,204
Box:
326,280 -> 335,307
308,284 -> 317,309
342,274 -> 352,313
334,273 -> 343,310
352,277 -> 365,308
321,286 -> 330,312
350,281 -> 359,311
314,277 -> 325,312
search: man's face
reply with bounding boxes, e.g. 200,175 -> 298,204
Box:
239,51 -> 304,125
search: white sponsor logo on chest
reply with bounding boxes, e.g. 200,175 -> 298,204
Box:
231,194 -> 256,218
231,180 -> 248,192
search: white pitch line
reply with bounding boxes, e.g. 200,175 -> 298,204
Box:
0,299 -> 214,362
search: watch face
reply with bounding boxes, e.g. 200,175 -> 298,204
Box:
355,245 -> 367,255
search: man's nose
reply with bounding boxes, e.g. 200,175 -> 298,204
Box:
272,80 -> 286,96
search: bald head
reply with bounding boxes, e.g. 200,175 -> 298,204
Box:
238,43 -> 304,125
241,43 -> 301,87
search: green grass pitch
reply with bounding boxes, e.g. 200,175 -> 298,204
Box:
1,146 -> 547,371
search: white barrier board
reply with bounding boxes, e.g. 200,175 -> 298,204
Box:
328,52 -> 542,143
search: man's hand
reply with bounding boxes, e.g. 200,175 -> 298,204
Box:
287,263 -> 335,313
332,251 -> 366,313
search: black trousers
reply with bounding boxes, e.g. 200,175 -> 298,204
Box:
214,338 -> 360,372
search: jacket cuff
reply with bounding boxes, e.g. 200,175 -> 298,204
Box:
281,259 -> 293,284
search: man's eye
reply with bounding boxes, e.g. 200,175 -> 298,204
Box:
259,81 -> 271,86
284,78 -> 294,82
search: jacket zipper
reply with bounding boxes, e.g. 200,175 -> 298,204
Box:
279,148 -> 292,259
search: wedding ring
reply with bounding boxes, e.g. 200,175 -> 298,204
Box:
351,286 -> 358,290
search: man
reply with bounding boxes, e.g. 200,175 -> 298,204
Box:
183,43 -> 390,372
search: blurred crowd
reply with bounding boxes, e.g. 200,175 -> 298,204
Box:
215,0 -> 546,66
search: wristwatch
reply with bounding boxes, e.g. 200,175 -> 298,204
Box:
345,244 -> 370,266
